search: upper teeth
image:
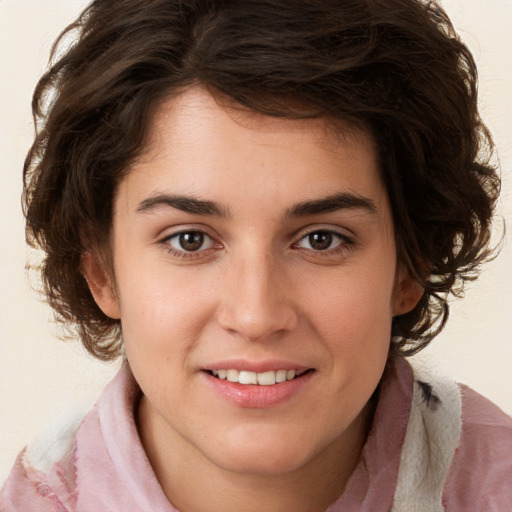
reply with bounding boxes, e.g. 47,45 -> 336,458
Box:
211,369 -> 303,385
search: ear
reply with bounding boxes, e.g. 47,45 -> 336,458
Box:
81,251 -> 121,319
393,265 -> 424,316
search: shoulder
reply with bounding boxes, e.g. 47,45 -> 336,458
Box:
1,364 -> 156,512
392,361 -> 464,511
0,409 -> 86,512
443,385 -> 512,510
391,360 -> 512,511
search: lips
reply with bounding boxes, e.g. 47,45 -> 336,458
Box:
203,364 -> 314,407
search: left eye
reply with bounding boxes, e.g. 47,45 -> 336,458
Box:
166,231 -> 215,252
297,231 -> 346,251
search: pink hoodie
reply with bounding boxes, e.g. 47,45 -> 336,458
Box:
2,358 -> 511,511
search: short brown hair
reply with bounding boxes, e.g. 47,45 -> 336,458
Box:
24,0 -> 500,360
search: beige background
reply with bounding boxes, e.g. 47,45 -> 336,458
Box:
1,0 -> 511,483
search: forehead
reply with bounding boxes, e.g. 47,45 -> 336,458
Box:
120,86 -> 388,219
143,87 -> 372,160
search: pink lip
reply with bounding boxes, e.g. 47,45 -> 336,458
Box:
202,369 -> 314,408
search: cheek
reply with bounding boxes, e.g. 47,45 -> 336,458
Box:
115,261 -> 216,360
302,261 -> 396,382
306,267 -> 395,338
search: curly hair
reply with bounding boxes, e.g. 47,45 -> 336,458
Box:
23,0 -> 500,360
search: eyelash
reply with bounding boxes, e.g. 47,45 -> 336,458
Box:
159,227 -> 355,261
293,229 -> 354,256
161,230 -> 220,261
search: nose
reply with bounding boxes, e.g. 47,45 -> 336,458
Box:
216,250 -> 298,342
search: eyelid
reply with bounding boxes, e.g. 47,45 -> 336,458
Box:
159,225 -> 223,259
296,231 -> 346,250
159,224 -> 219,243
291,225 -> 356,255
292,224 -> 354,243
165,231 -> 215,252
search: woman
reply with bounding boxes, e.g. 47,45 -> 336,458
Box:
2,0 -> 511,510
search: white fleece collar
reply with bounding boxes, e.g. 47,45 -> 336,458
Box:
392,364 -> 462,511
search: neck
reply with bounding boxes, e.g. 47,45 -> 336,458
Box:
137,397 -> 373,512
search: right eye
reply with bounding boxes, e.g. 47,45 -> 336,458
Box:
164,231 -> 216,253
297,230 -> 345,252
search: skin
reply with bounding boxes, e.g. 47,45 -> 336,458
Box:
83,86 -> 421,512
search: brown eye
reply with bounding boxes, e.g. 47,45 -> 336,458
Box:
297,230 -> 349,252
307,231 -> 333,251
179,232 -> 204,251
166,231 -> 214,253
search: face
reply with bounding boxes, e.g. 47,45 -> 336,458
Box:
85,87 -> 419,479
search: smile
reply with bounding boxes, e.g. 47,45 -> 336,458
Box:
208,369 -> 309,385
204,366 -> 315,407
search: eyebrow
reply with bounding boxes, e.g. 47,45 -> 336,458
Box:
135,191 -> 377,219
285,192 -> 377,218
136,194 -> 230,217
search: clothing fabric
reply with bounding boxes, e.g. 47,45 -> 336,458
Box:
2,358 -> 511,511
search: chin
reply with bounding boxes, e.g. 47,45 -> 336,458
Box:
215,451 -> 311,477
205,428 -> 321,476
